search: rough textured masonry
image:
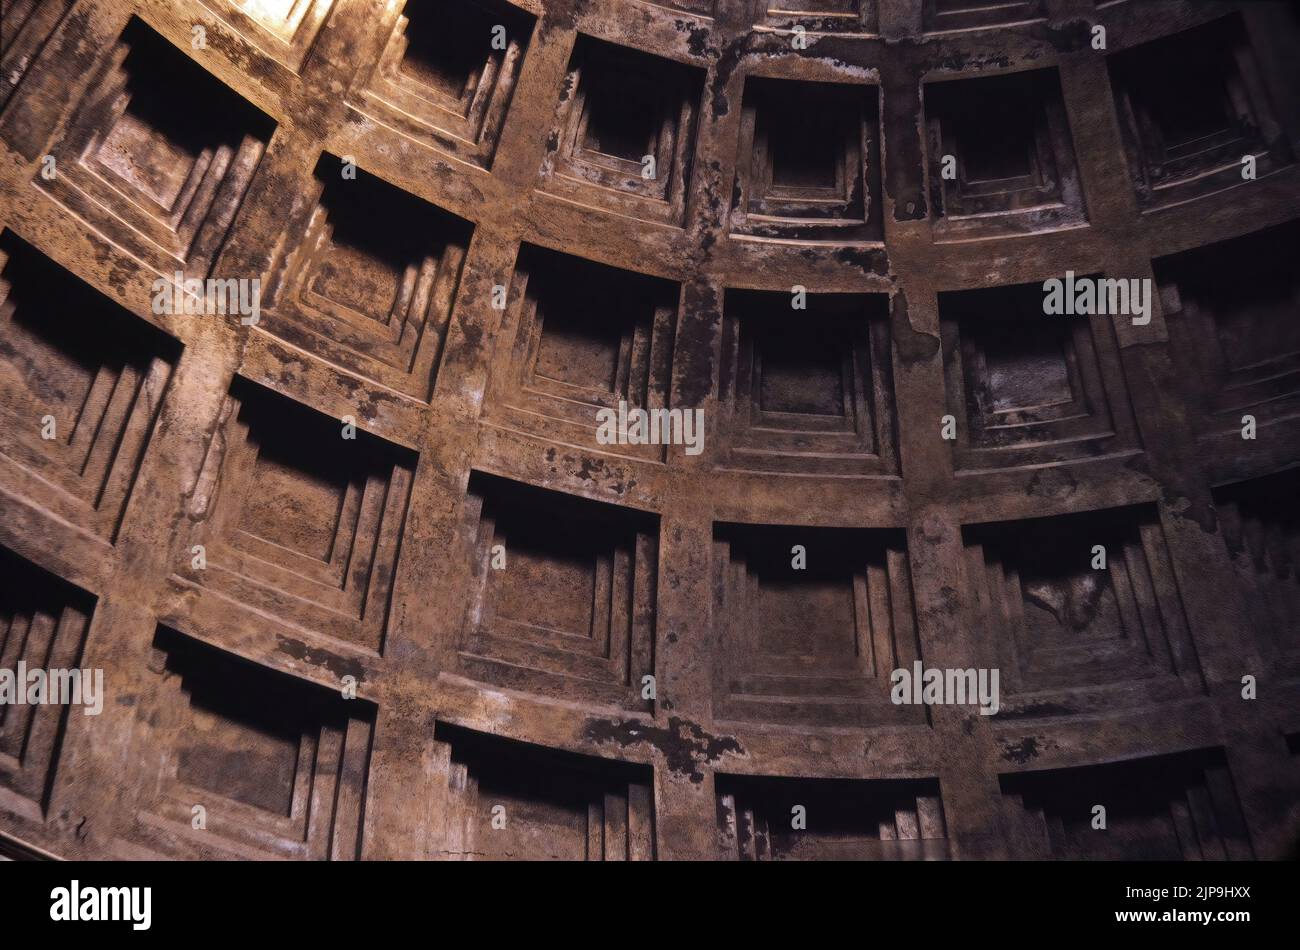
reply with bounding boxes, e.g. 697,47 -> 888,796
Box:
0,0 -> 1297,860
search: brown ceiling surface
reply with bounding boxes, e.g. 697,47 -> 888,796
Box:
0,0 -> 1297,860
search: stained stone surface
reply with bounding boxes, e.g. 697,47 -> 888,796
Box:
0,0 -> 1297,861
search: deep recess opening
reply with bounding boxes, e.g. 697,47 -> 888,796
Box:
120,20 -> 274,148
472,472 -> 652,638
959,105 -> 1034,182
227,377 -> 416,560
0,231 -> 181,384
751,301 -> 853,416
1214,467 -> 1300,534
436,721 -> 651,800
1156,221 -> 1300,375
964,506 -> 1139,634
759,330 -> 846,415
929,71 -> 1044,183
770,111 -> 841,190
582,78 -> 660,162
715,773 -> 946,860
521,246 -> 673,392
753,78 -> 856,191
153,627 -> 373,816
999,748 -> 1249,859
977,317 -> 1073,411
310,155 -> 472,319
570,38 -> 700,166
399,0 -> 506,98
946,281 -> 1078,414
1141,70 -> 1234,151
1114,17 -> 1245,153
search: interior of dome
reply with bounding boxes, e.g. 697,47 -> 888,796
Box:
0,0 -> 1297,863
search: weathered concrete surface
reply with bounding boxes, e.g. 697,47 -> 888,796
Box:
0,0 -> 1296,860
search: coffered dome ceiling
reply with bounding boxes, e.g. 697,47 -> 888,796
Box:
0,0 -> 1297,861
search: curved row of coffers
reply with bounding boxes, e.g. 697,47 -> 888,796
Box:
0,0 -> 1296,859
8,2 -> 1299,261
